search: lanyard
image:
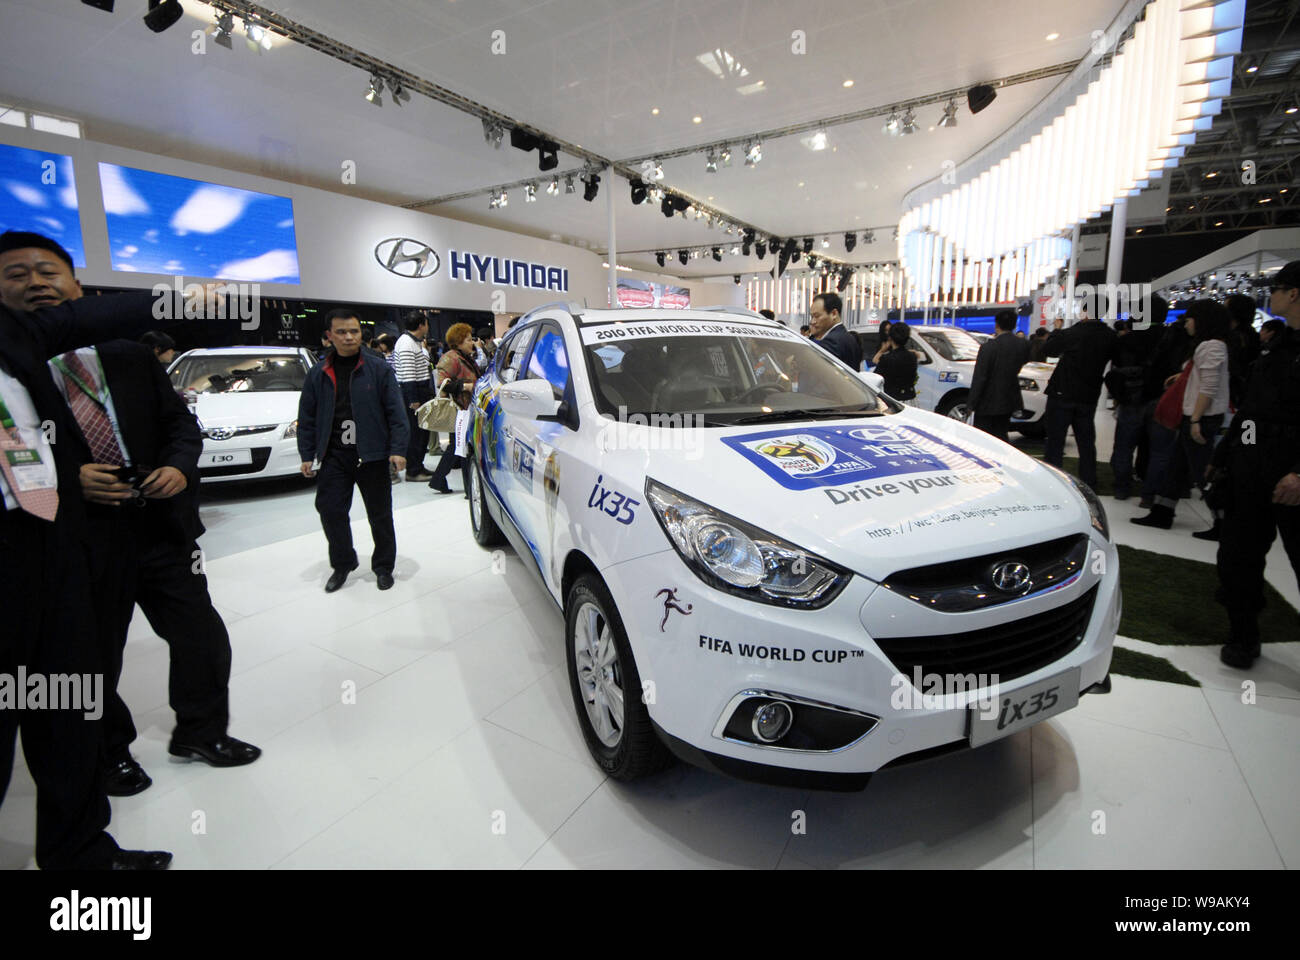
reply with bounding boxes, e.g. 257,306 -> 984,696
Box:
0,391 -> 13,431
51,355 -> 107,409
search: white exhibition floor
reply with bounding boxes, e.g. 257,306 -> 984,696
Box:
2,414 -> 1297,870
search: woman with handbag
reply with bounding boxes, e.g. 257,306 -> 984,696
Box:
1133,300 -> 1232,529
427,323 -> 481,496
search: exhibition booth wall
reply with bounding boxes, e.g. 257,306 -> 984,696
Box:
0,125 -> 736,314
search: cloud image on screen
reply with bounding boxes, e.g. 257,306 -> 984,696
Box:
0,144 -> 86,268
99,162 -> 300,283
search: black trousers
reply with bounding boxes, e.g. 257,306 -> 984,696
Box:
87,510 -> 232,761
430,444 -> 471,492
400,380 -> 431,473
1160,414 -> 1224,505
1045,396 -> 1099,489
973,413 -> 1011,443
0,509 -> 118,869
1217,448 -> 1300,645
315,446 -> 396,573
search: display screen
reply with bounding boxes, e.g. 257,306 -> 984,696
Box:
0,144 -> 86,268
617,278 -> 690,309
99,162 -> 300,283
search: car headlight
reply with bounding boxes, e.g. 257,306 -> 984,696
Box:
1042,463 -> 1109,540
645,479 -> 850,608
283,419 -> 298,439
1018,377 -> 1039,391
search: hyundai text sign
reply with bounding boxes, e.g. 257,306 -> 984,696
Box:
449,249 -> 569,292
375,238 -> 441,278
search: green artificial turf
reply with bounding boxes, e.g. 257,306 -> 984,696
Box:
1116,544 -> 1299,646
1108,645 -> 1200,686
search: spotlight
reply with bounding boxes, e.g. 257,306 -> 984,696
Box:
899,109 -> 917,135
488,194 -> 499,210
712,247 -> 722,262
837,267 -> 853,291
245,19 -> 272,51
365,74 -> 385,107
967,83 -> 997,114
883,113 -> 900,136
862,229 -> 875,244
802,237 -> 814,255
807,256 -> 818,271
742,229 -> 755,244
648,186 -> 663,202
144,0 -> 183,33
651,160 -> 665,181
390,81 -> 411,106
510,128 -> 540,152
538,141 -> 559,171
755,240 -> 767,259
733,275 -> 741,284
744,140 -> 762,166
661,196 -> 675,218
844,232 -> 856,253
719,145 -> 732,166
582,174 -> 600,202
212,12 -> 234,49
730,245 -> 740,256
564,175 -> 576,194
705,150 -> 719,173
679,250 -> 689,266
482,119 -> 504,148
656,252 -> 666,268
81,1 -> 115,10
821,236 -> 830,249
630,178 -> 647,204
691,250 -> 701,260
696,207 -> 707,220
791,250 -> 802,265
498,189 -> 508,208
938,100 -> 958,127
524,182 -> 537,202
546,177 -> 559,196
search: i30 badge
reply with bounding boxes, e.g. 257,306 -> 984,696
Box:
374,238 -> 441,278
991,561 -> 1032,594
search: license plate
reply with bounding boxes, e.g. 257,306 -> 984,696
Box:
201,450 -> 252,467
968,667 -> 1079,747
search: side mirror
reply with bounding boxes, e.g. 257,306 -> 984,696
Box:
859,370 -> 885,392
498,378 -> 561,420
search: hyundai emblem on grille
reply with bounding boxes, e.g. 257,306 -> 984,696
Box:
991,561 -> 1032,594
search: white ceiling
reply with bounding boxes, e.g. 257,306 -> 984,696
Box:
0,0 -> 1126,278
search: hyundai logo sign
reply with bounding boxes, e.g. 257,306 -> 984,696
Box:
375,238 -> 441,279
206,426 -> 235,441
990,561 -> 1032,594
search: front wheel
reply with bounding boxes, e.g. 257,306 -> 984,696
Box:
468,454 -> 505,547
937,391 -> 971,421
565,574 -> 672,781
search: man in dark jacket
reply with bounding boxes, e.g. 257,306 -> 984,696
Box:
1106,319 -> 1150,500
809,292 -> 862,370
968,309 -> 1030,442
298,309 -> 409,592
872,321 -> 918,401
1043,307 -> 1117,489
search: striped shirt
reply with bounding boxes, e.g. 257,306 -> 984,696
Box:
392,332 -> 431,384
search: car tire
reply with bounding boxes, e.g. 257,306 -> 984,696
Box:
565,574 -> 672,781
468,453 -> 505,547
937,391 -> 971,421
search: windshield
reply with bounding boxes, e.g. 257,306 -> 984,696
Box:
171,353 -> 308,394
581,318 -> 889,425
918,328 -> 981,362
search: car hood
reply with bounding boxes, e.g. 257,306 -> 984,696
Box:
599,405 -> 1090,582
192,391 -> 301,429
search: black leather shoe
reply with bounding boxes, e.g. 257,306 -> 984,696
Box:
427,478 -> 452,494
111,849 -> 172,871
376,572 -> 395,590
169,735 -> 262,767
1219,643 -> 1260,669
1192,523 -> 1221,541
104,757 -> 152,797
325,566 -> 356,592
1132,505 -> 1174,529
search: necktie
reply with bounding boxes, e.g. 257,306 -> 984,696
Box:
60,352 -> 125,466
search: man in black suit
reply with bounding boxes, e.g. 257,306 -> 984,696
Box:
809,292 -> 862,370
968,310 -> 1030,442
0,235 -> 261,796
1043,306 -> 1118,489
0,231 -> 186,869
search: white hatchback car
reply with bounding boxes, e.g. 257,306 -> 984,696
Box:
468,306 -> 1118,789
167,346 -> 317,482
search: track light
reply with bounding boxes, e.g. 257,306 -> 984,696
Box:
546,177 -> 559,196
245,19 -> 272,51
883,113 -> 900,136
719,145 -> 732,167
144,0 -> 183,33
730,245 -> 741,256
365,74 -> 385,107
651,160 -> 665,181
212,12 -> 234,49
630,178 -> 647,204
900,109 -> 917,135
391,81 -> 411,106
524,182 -> 537,202
656,252 -> 666,268
538,141 -> 559,171
733,275 -> 741,284
938,100 -> 958,128
510,128 -> 540,152
582,174 -> 600,202
802,237 -> 814,255
695,207 -> 707,220
967,83 -> 997,114
844,232 -> 856,253
744,141 -> 762,166
821,236 -> 830,249
807,256 -> 819,271
755,240 -> 767,259
712,248 -> 722,262
482,119 -> 504,148
498,189 -> 508,208
862,229 -> 875,244
488,194 -> 499,210
661,196 -> 675,218
705,150 -> 718,173
564,175 -> 576,194
679,250 -> 689,266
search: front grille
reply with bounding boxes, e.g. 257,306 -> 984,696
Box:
199,447 -> 273,478
882,534 -> 1089,612
873,586 -> 1097,691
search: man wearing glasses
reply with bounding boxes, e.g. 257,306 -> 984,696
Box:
1213,261 -> 1300,668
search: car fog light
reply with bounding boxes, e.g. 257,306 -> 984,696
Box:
752,701 -> 794,743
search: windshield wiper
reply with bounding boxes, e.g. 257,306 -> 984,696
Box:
727,407 -> 884,425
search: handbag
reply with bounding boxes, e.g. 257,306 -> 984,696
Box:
1153,361 -> 1191,431
417,396 -> 459,433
